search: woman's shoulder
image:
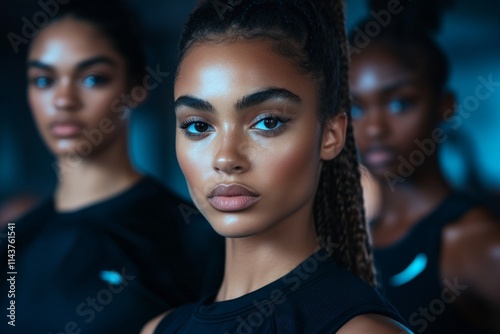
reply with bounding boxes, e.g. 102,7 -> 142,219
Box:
337,314 -> 412,334
274,258 -> 408,332
443,204 -> 500,268
442,205 -> 500,302
141,303 -> 198,334
141,310 -> 172,334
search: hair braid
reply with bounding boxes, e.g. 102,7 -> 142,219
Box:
313,0 -> 376,285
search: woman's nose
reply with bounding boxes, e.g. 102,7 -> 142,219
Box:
53,79 -> 81,112
212,132 -> 251,175
365,109 -> 389,139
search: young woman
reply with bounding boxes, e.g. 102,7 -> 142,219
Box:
143,0 -> 411,333
349,5 -> 500,333
0,1 -> 223,333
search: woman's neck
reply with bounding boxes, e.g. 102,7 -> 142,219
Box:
378,158 -> 451,226
54,135 -> 141,212
215,213 -> 320,302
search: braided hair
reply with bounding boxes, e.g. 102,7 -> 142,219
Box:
178,0 -> 375,285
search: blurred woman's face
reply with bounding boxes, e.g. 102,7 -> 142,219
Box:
174,39 -> 344,238
349,46 -> 438,179
27,17 -> 129,158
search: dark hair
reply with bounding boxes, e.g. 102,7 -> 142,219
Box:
178,0 -> 375,285
349,0 -> 453,97
32,0 -> 146,89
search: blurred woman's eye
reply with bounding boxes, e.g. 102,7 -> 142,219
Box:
351,105 -> 364,120
387,99 -> 413,114
31,76 -> 54,88
82,75 -> 109,87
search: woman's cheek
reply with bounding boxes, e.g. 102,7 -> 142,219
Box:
178,139 -> 211,188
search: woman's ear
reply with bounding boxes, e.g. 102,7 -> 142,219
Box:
320,113 -> 347,161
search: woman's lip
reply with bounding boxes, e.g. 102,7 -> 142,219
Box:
364,148 -> 397,167
49,121 -> 84,137
208,196 -> 260,212
208,184 -> 260,212
209,184 -> 259,197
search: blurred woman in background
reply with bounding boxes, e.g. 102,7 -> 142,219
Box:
0,1 -> 223,333
349,0 -> 500,332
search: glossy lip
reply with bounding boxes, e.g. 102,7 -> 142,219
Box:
208,184 -> 260,212
363,146 -> 397,168
49,119 -> 84,138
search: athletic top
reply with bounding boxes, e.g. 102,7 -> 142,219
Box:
373,192 -> 495,334
0,176 -> 224,334
154,249 -> 406,334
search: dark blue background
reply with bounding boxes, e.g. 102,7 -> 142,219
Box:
1,0 -> 499,202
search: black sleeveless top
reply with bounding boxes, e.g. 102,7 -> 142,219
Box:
0,176 -> 224,334
154,249 -> 406,334
373,192 -> 495,334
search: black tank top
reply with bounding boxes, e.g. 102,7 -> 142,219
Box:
373,192 -> 495,333
154,249 -> 406,334
0,176 -> 224,333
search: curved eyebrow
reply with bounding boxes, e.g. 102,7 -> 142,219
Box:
174,88 -> 302,113
27,56 -> 117,72
236,88 -> 301,110
174,95 -> 215,113
351,78 -> 417,99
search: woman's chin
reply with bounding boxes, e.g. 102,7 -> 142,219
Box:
209,216 -> 264,239
49,138 -> 100,160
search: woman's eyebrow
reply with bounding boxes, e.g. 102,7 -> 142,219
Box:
236,88 -> 302,111
75,56 -> 118,70
173,88 -> 301,113
27,60 -> 54,71
378,78 -> 417,95
350,78 -> 417,100
174,95 -> 215,113
26,56 -> 117,72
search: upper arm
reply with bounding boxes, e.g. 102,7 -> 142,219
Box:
465,226 -> 500,304
141,310 -> 172,334
443,209 -> 500,304
337,314 -> 412,334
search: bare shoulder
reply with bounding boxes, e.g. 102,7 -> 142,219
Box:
337,314 -> 412,334
454,206 -> 499,228
443,206 -> 500,261
442,206 -> 500,303
141,310 -> 172,334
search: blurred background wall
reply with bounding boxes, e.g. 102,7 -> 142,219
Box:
0,0 -> 499,204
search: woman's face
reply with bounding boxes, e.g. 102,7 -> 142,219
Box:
175,39 -> 345,238
27,17 -> 129,158
349,46 -> 439,179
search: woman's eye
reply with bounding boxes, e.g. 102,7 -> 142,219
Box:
82,75 -> 109,87
181,121 -> 214,136
351,105 -> 364,120
254,117 -> 284,130
188,122 -> 211,133
388,99 -> 412,114
32,76 -> 54,88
